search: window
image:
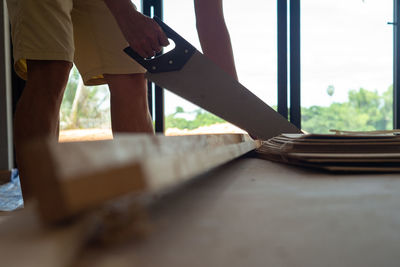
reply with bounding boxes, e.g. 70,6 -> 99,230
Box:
163,0 -> 277,134
300,0 -> 393,133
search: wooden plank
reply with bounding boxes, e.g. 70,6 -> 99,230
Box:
0,134 -> 258,267
0,206 -> 95,267
74,158 -> 400,267
22,134 -> 259,224
257,133 -> 400,172
3,158 -> 400,266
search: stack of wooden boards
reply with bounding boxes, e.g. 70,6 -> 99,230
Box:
257,132 -> 400,172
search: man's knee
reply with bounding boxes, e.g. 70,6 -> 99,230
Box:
27,60 -> 72,85
105,73 -> 147,95
25,60 -> 73,98
104,73 -> 146,85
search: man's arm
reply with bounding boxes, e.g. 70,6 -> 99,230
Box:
194,0 -> 238,80
104,0 -> 169,58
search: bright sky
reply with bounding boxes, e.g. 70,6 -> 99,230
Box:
301,0 -> 393,106
132,0 -> 393,115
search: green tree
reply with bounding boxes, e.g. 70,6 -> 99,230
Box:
302,86 -> 393,133
60,66 -> 110,130
327,85 -> 335,97
165,107 -> 225,130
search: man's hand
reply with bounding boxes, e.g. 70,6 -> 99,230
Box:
118,11 -> 170,58
105,0 -> 169,58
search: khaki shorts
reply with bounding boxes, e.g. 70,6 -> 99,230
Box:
6,0 -> 145,85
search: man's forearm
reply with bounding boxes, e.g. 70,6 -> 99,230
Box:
103,0 -> 169,58
195,0 -> 238,80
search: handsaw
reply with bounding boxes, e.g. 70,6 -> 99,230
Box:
124,17 -> 300,140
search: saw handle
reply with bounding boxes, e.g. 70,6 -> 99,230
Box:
124,17 -> 196,73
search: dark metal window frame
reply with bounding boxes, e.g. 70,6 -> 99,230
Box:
0,1 -> 13,170
277,0 -> 288,119
142,0 -> 164,133
277,0 -> 301,129
289,0 -> 301,129
394,0 -> 400,128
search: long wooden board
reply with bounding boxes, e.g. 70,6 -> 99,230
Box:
0,206 -> 94,267
73,158 -> 400,267
0,134 -> 258,267
3,158 -> 400,266
22,134 -> 259,224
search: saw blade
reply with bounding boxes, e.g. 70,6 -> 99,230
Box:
145,51 -> 300,140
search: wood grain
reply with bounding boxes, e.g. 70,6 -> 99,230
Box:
73,158 -> 400,267
0,205 -> 94,267
0,134 -> 258,267
3,158 -> 400,267
23,134 -> 259,224
257,133 -> 400,172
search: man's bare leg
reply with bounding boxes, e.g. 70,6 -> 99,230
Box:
14,60 -> 72,199
104,73 -> 154,134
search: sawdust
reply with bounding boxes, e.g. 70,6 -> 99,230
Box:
90,201 -> 152,246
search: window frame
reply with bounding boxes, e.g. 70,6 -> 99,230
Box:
393,0 -> 400,128
0,1 -> 13,170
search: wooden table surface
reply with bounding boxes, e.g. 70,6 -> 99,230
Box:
74,157 -> 400,267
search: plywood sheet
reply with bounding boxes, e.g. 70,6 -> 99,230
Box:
0,205 -> 93,267
73,158 -> 400,267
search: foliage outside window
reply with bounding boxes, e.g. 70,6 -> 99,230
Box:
301,86 -> 393,133
61,67 -> 394,134
60,66 -> 110,130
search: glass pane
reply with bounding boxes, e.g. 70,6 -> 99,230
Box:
301,0 -> 393,133
60,66 -> 112,142
163,0 -> 277,135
